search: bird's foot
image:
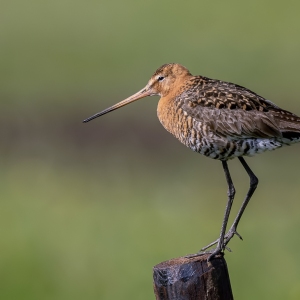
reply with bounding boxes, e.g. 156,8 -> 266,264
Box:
185,249 -> 214,258
185,228 -> 242,261
185,247 -> 225,261
200,228 -> 242,252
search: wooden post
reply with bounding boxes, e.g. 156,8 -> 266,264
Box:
153,254 -> 233,300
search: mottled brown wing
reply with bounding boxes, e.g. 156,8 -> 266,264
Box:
179,77 -> 300,139
197,107 -> 281,139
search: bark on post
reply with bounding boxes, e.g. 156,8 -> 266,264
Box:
153,254 -> 233,300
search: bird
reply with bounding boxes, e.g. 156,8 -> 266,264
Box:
83,63 -> 300,261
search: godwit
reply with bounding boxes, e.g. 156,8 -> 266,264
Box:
83,63 -> 300,260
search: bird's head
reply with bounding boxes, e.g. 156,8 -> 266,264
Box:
147,63 -> 192,97
83,63 -> 192,123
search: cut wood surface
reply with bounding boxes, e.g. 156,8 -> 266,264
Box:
153,253 -> 233,300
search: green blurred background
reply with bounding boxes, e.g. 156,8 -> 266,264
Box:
1,1 -> 300,299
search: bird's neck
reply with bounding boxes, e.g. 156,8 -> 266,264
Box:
157,76 -> 194,137
157,95 -> 181,138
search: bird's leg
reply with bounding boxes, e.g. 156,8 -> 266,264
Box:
200,157 -> 258,257
194,161 -> 236,261
186,158 -> 258,261
222,157 -> 258,247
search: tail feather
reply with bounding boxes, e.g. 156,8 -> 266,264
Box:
274,110 -> 300,138
282,131 -> 300,140
278,118 -> 300,141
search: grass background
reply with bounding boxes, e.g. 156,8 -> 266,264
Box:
1,1 -> 300,299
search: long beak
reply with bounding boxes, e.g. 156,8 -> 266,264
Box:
83,86 -> 153,123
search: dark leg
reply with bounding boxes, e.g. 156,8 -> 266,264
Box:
200,157 -> 258,258
223,157 -> 258,247
186,157 -> 258,261
199,161 -> 235,250
205,161 -> 236,260
186,161 -> 235,260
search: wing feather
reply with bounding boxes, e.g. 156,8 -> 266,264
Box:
180,77 -> 284,139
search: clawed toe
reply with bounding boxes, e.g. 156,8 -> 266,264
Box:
224,229 -> 242,246
186,229 -> 242,261
199,229 -> 242,254
185,248 -> 224,261
225,245 -> 232,252
235,231 -> 243,240
185,250 -> 213,259
200,239 -> 219,251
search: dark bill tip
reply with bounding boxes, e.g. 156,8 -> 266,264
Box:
82,109 -> 111,123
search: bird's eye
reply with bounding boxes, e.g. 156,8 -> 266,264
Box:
157,76 -> 165,82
